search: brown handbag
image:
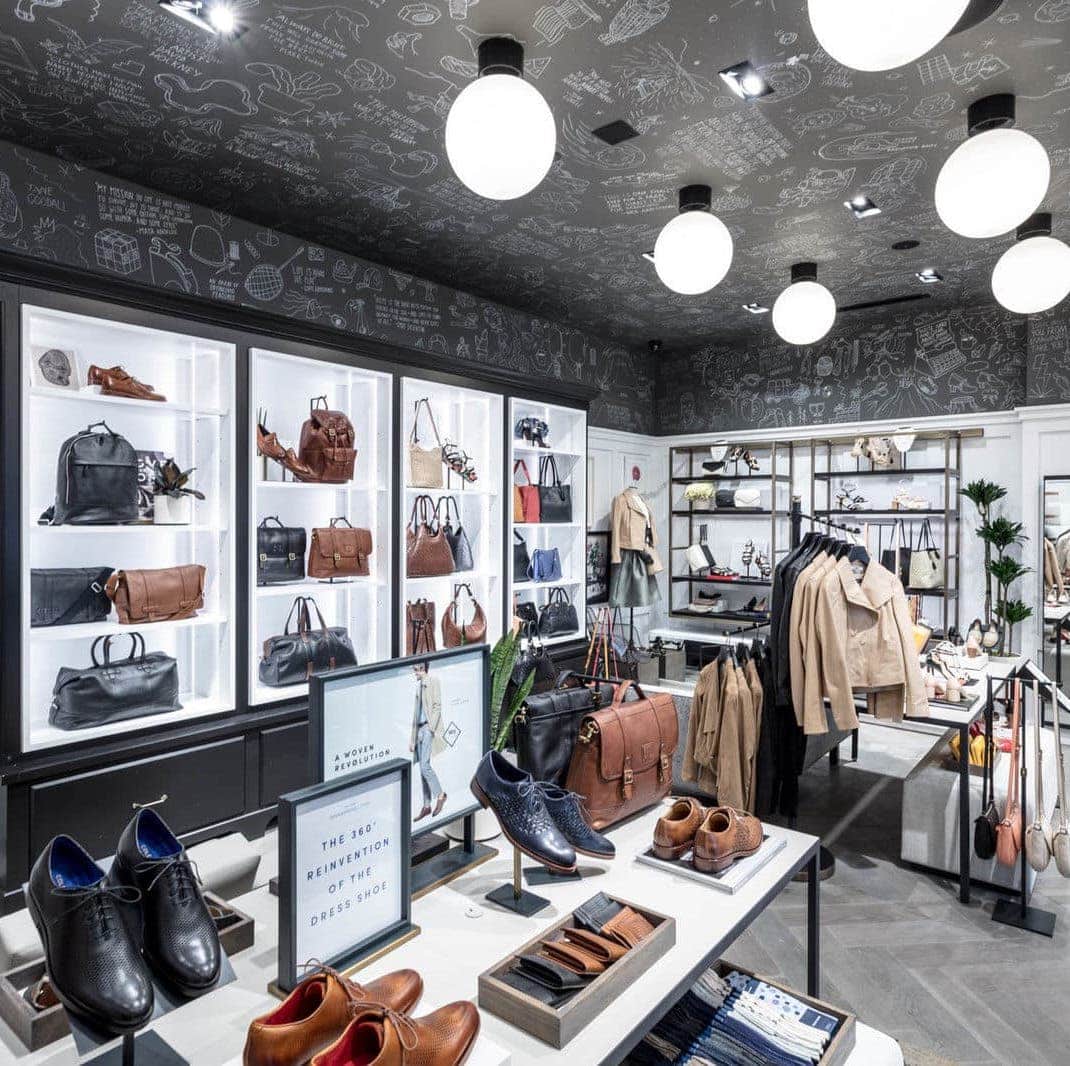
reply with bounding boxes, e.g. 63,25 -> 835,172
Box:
565,680 -> 678,830
105,564 -> 205,624
406,494 -> 454,578
513,460 -> 540,524
406,598 -> 436,656
308,517 -> 372,579
996,680 -> 1023,867
298,396 -> 356,483
442,583 -> 487,648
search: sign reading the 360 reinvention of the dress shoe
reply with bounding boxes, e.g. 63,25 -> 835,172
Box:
277,759 -> 416,992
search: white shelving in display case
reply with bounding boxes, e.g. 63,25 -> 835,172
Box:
399,377 -> 504,655
21,304 -> 236,753
509,398 -> 588,645
249,348 -> 392,707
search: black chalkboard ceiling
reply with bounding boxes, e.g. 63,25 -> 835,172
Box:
0,0 -> 1067,346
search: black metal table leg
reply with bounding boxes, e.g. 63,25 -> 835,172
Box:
851,728 -> 859,761
958,722 -> 970,905
806,850 -> 820,997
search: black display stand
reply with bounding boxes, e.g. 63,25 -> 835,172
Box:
524,864 -> 583,885
412,813 -> 497,897
486,846 -> 549,916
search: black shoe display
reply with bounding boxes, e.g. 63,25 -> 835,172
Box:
26,835 -> 154,1036
471,751 -> 577,872
107,810 -> 221,998
537,784 -> 616,860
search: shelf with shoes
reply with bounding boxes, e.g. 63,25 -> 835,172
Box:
250,347 -> 392,708
21,303 -> 236,754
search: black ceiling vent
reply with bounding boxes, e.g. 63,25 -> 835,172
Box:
839,293 -> 932,314
590,120 -> 639,146
891,239 -> 921,251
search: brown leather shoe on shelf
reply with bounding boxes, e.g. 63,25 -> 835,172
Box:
652,797 -> 706,860
257,421 -> 289,462
692,807 -> 763,874
311,1002 -> 480,1066
243,967 -> 423,1066
88,364 -> 166,402
281,447 -> 318,483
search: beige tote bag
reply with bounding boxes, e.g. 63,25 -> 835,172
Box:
409,397 -> 443,489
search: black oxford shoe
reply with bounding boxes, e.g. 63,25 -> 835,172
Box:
471,751 -> 577,872
108,810 -> 221,998
538,784 -> 616,860
26,835 -> 154,1035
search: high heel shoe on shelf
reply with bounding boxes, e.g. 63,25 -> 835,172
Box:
835,483 -> 866,511
442,441 -> 477,483
891,480 -> 929,511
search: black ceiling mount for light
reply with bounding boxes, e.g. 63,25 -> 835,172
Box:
591,119 -> 640,146
790,261 -> 818,284
967,93 -> 1016,136
1017,211 -> 1053,240
948,0 -> 1005,36
719,61 -> 774,101
678,184 -> 712,213
477,36 -> 524,77
892,239 -> 921,251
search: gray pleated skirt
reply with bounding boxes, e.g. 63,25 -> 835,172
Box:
609,549 -> 659,608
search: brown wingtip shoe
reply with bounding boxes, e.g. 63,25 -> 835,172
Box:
693,807 -> 763,874
311,1002 -> 480,1066
88,364 -> 166,402
652,797 -> 706,860
243,968 -> 423,1066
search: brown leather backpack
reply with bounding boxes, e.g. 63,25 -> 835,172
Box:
105,564 -> 206,624
298,396 -> 356,483
565,680 -> 678,829
406,494 -> 454,578
308,517 -> 372,579
406,599 -> 436,656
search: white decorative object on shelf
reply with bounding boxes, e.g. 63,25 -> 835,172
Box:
153,493 -> 193,525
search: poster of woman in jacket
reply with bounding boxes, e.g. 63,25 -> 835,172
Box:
409,661 -> 447,821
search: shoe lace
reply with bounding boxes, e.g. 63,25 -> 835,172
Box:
347,1002 -> 419,1052
134,853 -> 202,904
49,882 -> 141,938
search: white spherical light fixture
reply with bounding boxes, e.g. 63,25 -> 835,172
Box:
992,213 -> 1070,315
936,94 -> 1050,240
808,0 -> 970,72
653,185 -> 734,296
445,37 -> 556,201
772,263 -> 837,346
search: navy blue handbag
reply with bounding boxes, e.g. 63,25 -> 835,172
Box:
529,547 -> 562,583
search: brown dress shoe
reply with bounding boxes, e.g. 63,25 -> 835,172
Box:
88,364 -> 166,402
280,447 -> 319,483
693,807 -> 763,874
652,797 -> 706,860
311,1002 -> 480,1066
243,968 -> 423,1066
257,421 -> 289,462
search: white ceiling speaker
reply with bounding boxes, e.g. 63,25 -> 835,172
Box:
772,263 -> 837,346
935,94 -> 1050,240
992,213 -> 1070,315
445,37 -> 556,201
653,185 -> 734,296
807,0 -> 970,72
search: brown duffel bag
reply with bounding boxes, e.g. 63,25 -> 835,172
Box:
105,564 -> 205,624
309,517 -> 372,579
565,680 -> 678,829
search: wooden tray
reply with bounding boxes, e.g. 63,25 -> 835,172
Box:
477,894 -> 675,1049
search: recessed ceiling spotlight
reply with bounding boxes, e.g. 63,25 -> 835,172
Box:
157,0 -> 244,36
641,251 -> 655,264
742,302 -> 770,315
845,194 -> 881,220
916,268 -> 943,284
719,61 -> 774,101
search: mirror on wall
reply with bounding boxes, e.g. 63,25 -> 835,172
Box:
1041,476 -> 1070,690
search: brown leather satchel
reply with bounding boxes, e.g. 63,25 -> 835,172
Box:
565,680 -> 678,830
308,517 -> 372,579
298,396 -> 356,483
442,583 -> 487,647
105,564 -> 206,624
406,598 -> 436,656
406,494 -> 454,578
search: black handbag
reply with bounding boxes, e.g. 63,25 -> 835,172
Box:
49,633 -> 181,731
43,421 -> 139,525
438,496 -> 474,572
31,566 -> 113,627
514,671 -> 616,786
257,516 -> 306,586
539,587 -> 579,637
880,519 -> 912,585
714,488 -> 736,509
513,530 -> 531,580
259,596 -> 356,688
512,622 -> 557,693
974,695 -> 1000,860
538,456 -> 572,523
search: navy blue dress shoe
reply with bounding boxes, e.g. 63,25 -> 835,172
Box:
538,784 -> 616,860
26,835 -> 154,1035
471,751 -> 577,872
107,810 -> 221,998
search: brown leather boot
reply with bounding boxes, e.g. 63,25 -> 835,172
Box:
88,364 -> 166,402
311,1003 -> 480,1066
692,807 -> 762,874
243,968 -> 423,1066
651,797 -> 706,860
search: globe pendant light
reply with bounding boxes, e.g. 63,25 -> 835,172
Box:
935,94 -> 1050,240
445,37 -> 556,201
808,0 -> 970,72
653,185 -> 734,296
992,213 -> 1070,315
772,262 -> 836,346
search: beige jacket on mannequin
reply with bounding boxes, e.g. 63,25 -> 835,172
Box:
610,489 -> 663,573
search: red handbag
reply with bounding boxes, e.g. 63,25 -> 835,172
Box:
513,460 -> 540,524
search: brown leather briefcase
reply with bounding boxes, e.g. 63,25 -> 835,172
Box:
105,564 -> 206,624
565,680 -> 678,829
308,518 -> 372,579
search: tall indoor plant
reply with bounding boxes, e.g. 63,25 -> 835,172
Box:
961,479 -> 1006,626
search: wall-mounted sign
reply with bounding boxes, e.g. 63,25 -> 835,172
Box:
277,759 -> 415,992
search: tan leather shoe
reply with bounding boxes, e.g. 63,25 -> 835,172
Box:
693,807 -> 762,874
243,968 -> 423,1066
311,1002 -> 480,1066
257,421 -> 289,462
88,364 -> 166,402
652,797 -> 706,860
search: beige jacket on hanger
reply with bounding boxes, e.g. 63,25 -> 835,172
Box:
610,489 -> 663,573
1045,538 -> 1065,597
683,660 -> 718,795
788,552 -> 835,726
745,658 -> 764,811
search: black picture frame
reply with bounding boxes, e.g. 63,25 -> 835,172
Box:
308,643 -> 490,838
277,758 -> 414,993
586,530 -> 610,606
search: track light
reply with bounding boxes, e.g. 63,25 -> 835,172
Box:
845,194 -> 881,220
157,0 -> 243,36
719,61 -> 774,101
916,268 -> 943,285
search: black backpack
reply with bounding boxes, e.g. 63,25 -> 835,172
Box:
44,421 -> 139,525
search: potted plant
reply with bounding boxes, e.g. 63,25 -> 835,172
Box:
961,479 -> 1007,626
152,458 -> 204,525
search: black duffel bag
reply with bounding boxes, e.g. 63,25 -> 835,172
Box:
257,516 -> 306,586
31,566 -> 113,627
539,586 -> 579,637
514,671 -> 616,786
259,596 -> 356,688
537,455 -> 572,523
50,633 -> 181,731
43,421 -> 139,525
